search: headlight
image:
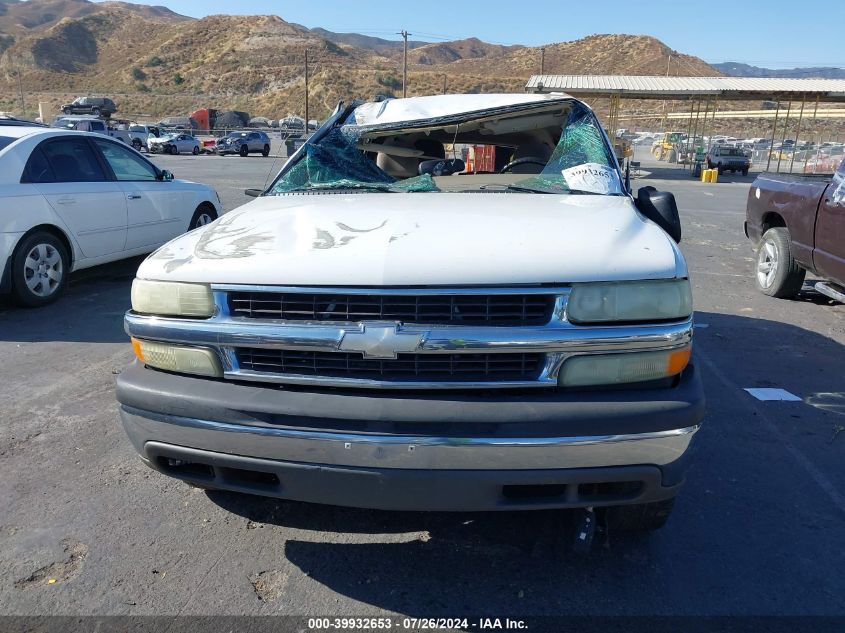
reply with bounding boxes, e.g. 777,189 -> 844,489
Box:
567,279 -> 692,324
558,345 -> 691,387
131,279 -> 215,317
131,338 -> 222,377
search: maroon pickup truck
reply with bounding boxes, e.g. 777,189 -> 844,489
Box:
745,157 -> 845,302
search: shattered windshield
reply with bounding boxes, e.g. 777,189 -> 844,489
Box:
268,100 -> 622,195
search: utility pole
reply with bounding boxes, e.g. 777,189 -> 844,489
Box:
540,47 -> 545,74
442,74 -> 447,95
398,30 -> 410,97
659,54 -> 672,131
14,57 -> 25,117
17,71 -> 25,117
304,49 -> 309,134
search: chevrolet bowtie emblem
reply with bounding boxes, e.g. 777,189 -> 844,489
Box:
338,324 -> 425,359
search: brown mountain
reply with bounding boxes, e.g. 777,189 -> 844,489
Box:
408,37 -> 521,65
0,0 -> 722,120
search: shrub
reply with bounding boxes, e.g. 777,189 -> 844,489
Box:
131,67 -> 147,81
376,74 -> 402,91
173,74 -> 185,86
136,83 -> 151,93
146,56 -> 164,67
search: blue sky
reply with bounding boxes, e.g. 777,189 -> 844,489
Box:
101,0 -> 843,68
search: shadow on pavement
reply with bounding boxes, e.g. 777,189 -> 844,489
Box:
0,256 -> 143,343
203,311 -> 845,615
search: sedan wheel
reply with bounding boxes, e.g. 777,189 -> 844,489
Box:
190,207 -> 218,230
12,232 -> 69,307
192,145 -> 200,155
170,145 -> 179,155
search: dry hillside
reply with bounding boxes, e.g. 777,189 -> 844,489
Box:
0,0 -> 723,121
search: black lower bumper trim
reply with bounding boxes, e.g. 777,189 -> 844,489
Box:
143,442 -> 679,512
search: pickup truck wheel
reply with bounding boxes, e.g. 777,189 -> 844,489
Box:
742,168 -> 749,176
62,107 -> 72,115
756,227 -> 806,298
189,206 -> 218,230
11,232 -> 69,307
262,144 -> 271,157
604,498 -> 675,532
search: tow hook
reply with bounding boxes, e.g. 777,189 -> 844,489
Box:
572,506 -> 597,554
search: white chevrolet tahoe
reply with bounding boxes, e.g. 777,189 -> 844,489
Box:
116,94 -> 704,532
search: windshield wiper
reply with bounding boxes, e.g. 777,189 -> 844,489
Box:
274,183 -> 398,194
504,184 -> 600,195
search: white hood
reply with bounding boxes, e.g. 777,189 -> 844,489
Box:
137,193 -> 686,286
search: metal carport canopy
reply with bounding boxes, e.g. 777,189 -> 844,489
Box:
525,75 -> 845,102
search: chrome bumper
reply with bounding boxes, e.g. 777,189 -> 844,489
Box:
120,405 -> 698,471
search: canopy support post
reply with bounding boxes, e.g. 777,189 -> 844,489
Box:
803,95 -> 820,174
776,100 -> 792,173
766,101 -> 781,172
788,95 -> 806,174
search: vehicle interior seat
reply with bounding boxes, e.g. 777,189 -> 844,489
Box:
376,136 -> 446,178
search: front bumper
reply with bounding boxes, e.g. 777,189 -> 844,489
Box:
116,361 -> 704,511
0,233 -> 20,294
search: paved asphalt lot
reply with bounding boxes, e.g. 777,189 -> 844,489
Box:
1,148 -> 844,619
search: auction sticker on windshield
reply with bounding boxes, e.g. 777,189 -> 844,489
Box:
561,162 -> 622,194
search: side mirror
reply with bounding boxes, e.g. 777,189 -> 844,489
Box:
636,186 -> 682,243
418,158 -> 465,177
244,188 -> 263,197
158,169 -> 174,182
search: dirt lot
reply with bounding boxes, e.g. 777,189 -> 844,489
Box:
1,148 -> 844,624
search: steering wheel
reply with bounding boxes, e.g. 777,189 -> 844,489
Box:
499,157 -> 547,174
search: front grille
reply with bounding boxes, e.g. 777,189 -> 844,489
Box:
228,291 -> 555,326
235,349 -> 544,382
